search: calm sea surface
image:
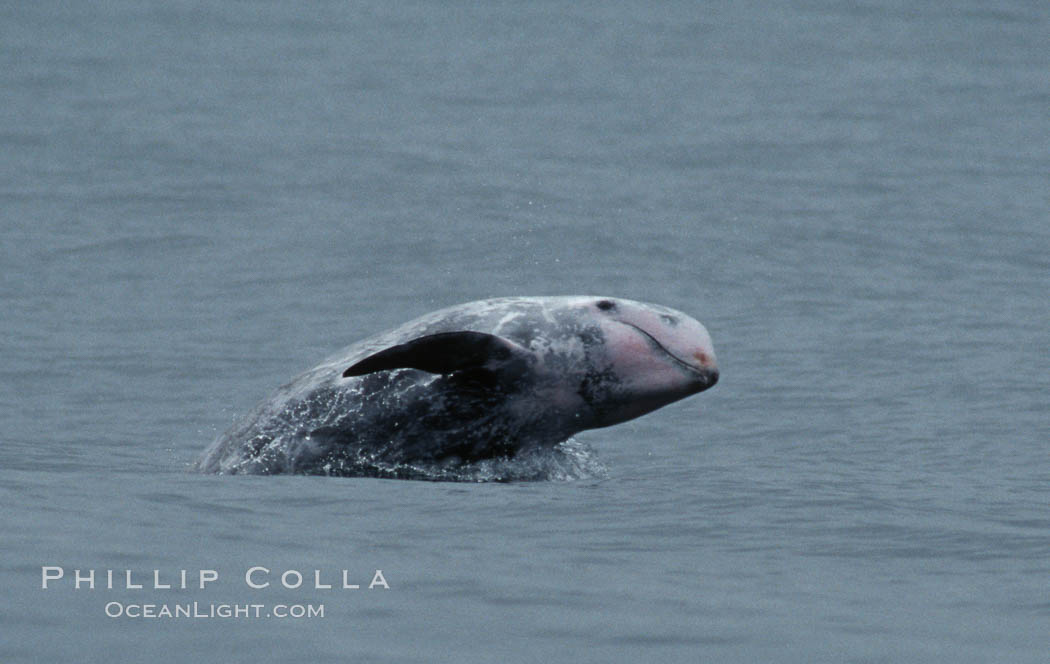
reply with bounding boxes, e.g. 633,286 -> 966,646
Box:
2,1 -> 1048,662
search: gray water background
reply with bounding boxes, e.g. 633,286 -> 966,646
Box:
2,1 -> 1048,661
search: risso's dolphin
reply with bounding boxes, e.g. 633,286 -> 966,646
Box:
196,296 -> 718,478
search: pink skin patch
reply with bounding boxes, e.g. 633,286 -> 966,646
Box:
607,305 -> 717,375
694,351 -> 712,367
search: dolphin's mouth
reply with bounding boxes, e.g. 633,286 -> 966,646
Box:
621,322 -> 719,389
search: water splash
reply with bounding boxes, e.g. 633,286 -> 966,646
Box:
317,438 -> 608,482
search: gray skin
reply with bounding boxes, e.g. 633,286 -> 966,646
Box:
196,296 -> 719,476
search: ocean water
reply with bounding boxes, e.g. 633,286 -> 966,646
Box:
2,1 -> 1049,662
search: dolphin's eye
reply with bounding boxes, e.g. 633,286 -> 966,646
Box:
596,300 -> 616,311
660,314 -> 679,327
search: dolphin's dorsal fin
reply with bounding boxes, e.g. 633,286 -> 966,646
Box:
342,332 -> 530,378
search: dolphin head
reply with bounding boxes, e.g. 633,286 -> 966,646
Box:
567,297 -> 718,430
